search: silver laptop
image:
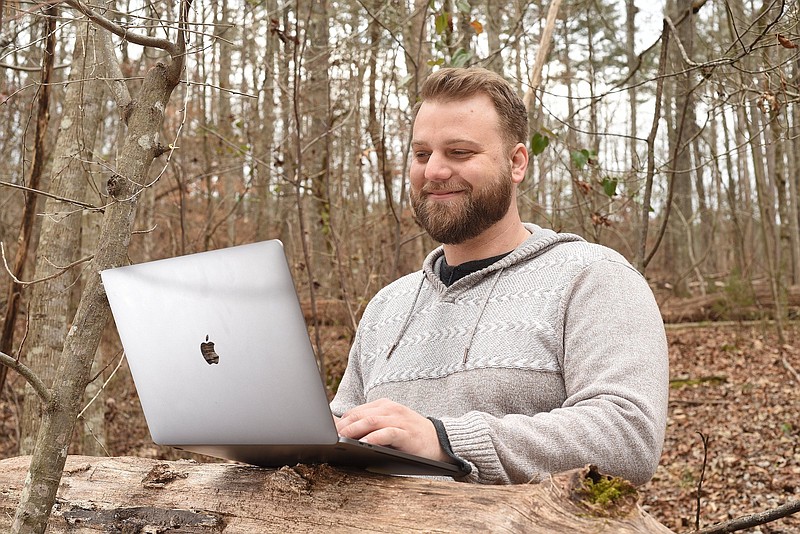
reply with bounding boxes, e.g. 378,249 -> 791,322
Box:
101,240 -> 465,477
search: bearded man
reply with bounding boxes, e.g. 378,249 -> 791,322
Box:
331,67 -> 669,485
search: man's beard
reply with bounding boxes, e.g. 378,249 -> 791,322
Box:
410,166 -> 513,245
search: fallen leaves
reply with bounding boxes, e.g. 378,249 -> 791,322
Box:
642,323 -> 800,533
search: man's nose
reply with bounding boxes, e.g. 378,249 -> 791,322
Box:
424,152 -> 452,181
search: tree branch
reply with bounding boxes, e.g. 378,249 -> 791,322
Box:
695,499 -> 800,534
523,0 -> 562,109
0,351 -> 52,405
0,180 -> 100,210
64,0 -> 180,56
99,26 -> 132,111
1,242 -> 93,287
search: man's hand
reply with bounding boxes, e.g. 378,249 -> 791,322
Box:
335,398 -> 449,462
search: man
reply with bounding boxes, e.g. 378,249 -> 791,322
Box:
332,67 -> 669,485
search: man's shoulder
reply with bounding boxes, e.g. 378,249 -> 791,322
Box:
550,239 -> 630,264
517,234 -> 641,280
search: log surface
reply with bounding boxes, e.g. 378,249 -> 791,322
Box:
0,455 -> 674,533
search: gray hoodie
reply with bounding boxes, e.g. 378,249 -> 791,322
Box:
330,223 -> 669,485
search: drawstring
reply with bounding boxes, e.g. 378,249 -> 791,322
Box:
386,274 -> 426,359
386,266 -> 505,362
463,268 -> 504,364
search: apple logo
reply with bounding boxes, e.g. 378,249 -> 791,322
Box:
200,335 -> 220,365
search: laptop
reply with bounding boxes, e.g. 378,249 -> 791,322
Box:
100,240 -> 466,477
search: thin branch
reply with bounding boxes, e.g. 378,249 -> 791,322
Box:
1,242 -> 94,287
523,0 -> 562,108
695,432 -> 710,531
0,350 -> 52,404
694,500 -> 800,534
781,350 -> 800,385
0,62 -> 70,71
0,179 -> 100,210
77,350 -> 126,419
664,16 -> 699,68
636,18 -> 669,271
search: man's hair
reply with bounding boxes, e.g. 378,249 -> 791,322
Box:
414,67 -> 529,148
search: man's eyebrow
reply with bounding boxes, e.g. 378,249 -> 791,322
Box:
411,138 -> 480,147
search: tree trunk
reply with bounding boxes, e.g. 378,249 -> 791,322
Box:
10,55 -> 183,533
216,0 -> 240,247
0,456 -> 674,533
0,7 -> 57,393
665,0 -> 695,296
18,19 -> 107,456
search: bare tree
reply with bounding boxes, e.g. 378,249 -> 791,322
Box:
1,0 -> 188,529
17,18 -> 107,456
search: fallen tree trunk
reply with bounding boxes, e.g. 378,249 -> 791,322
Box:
658,283 -> 800,323
0,455 -> 673,533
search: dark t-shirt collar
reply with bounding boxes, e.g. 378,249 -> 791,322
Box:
439,251 -> 512,287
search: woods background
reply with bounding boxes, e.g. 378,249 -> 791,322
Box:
1,0 -> 800,531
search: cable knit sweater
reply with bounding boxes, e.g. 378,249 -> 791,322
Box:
330,223 -> 669,485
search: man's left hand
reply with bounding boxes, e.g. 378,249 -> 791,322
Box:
335,398 -> 448,462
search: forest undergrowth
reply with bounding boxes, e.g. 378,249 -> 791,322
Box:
1,321 -> 799,533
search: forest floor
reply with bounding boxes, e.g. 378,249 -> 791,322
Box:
1,321 -> 799,533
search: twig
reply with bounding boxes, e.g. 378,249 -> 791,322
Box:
781,354 -> 800,385
0,179 -> 100,210
0,350 -> 52,404
1,242 -> 93,287
694,499 -> 800,534
78,351 -> 126,419
669,399 -> 730,405
695,432 -> 710,531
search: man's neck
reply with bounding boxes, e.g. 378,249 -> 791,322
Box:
442,219 -> 530,266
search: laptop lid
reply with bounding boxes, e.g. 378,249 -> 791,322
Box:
101,240 -> 465,477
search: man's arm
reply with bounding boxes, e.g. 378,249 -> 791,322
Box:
440,260 -> 669,485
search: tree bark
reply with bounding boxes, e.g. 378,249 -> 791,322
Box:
10,55 -> 184,534
0,456 -> 674,533
18,19 -> 107,455
0,6 -> 57,393
665,0 -> 696,296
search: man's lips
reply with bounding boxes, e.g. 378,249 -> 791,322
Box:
423,187 -> 468,200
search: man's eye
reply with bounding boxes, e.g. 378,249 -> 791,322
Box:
451,150 -> 472,157
415,152 -> 431,160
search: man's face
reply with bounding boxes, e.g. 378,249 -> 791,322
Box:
409,94 -> 518,245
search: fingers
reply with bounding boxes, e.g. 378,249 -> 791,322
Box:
335,399 -> 448,462
336,399 -> 398,440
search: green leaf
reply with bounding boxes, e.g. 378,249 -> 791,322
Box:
541,126 -> 557,138
570,148 -> 598,169
435,12 -> 448,35
427,57 -> 445,66
450,48 -> 471,67
570,150 -> 588,169
455,0 -> 471,13
601,177 -> 618,198
530,132 -> 549,156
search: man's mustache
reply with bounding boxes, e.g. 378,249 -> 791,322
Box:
420,181 -> 473,195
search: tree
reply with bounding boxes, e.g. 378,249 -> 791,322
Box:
17,18 -> 107,456
1,0 -> 189,528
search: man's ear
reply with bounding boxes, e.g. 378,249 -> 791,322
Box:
510,143 -> 529,184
